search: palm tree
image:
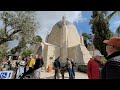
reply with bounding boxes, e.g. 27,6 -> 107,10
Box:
89,11 -> 117,56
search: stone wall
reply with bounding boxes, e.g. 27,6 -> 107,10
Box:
79,45 -> 92,65
43,43 -> 60,69
68,44 -> 92,65
47,25 -> 61,47
67,25 -> 81,47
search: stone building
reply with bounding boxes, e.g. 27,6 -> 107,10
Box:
34,16 -> 92,69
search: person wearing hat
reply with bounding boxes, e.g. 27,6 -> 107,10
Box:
102,37 -> 120,79
87,52 -> 104,79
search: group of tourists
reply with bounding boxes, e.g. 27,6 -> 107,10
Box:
1,60 -> 12,71
19,54 -> 44,79
53,56 -> 75,79
87,37 -> 120,79
1,54 -> 44,79
1,37 -> 120,79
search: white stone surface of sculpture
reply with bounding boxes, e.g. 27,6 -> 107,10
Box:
34,16 -> 92,69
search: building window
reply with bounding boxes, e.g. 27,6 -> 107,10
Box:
37,46 -> 42,55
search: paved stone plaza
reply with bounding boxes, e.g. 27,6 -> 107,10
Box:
40,71 -> 88,79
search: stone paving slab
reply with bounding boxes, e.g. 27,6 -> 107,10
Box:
40,71 -> 88,79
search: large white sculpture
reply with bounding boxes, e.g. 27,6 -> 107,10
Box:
34,16 -> 92,69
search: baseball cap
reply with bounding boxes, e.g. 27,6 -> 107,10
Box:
103,37 -> 120,47
94,50 -> 103,57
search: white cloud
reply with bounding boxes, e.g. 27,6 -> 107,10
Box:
35,11 -> 86,41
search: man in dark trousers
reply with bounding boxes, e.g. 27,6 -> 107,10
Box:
60,64 -> 66,79
102,37 -> 120,79
66,58 -> 74,79
71,59 -> 75,79
53,56 -> 61,79
33,54 -> 44,79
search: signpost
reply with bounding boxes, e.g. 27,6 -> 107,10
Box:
0,71 -> 13,79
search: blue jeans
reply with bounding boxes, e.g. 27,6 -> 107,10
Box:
68,68 -> 74,79
72,67 -> 75,77
16,66 -> 25,79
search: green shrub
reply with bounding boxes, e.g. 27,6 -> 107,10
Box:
21,49 -> 33,57
77,65 -> 87,73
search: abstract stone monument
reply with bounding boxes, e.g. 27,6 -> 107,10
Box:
34,16 -> 92,69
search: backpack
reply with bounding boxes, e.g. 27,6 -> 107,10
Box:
54,60 -> 60,68
54,60 -> 57,68
71,61 -> 75,67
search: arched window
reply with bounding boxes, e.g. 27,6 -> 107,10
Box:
37,46 -> 42,55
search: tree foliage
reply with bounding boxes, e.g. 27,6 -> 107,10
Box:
35,35 -> 42,42
0,43 -> 8,61
21,49 -> 33,57
30,35 -> 42,45
82,33 -> 92,48
0,11 -> 38,45
89,11 -> 116,56
0,11 -> 39,54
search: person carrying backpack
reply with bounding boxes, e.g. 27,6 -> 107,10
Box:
53,56 -> 61,79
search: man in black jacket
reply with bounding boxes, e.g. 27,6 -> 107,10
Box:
33,54 -> 44,79
53,56 -> 61,79
102,37 -> 120,79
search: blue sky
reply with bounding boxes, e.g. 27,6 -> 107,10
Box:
74,11 -> 120,35
74,11 -> 92,34
1,11 -> 119,49
109,13 -> 120,33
